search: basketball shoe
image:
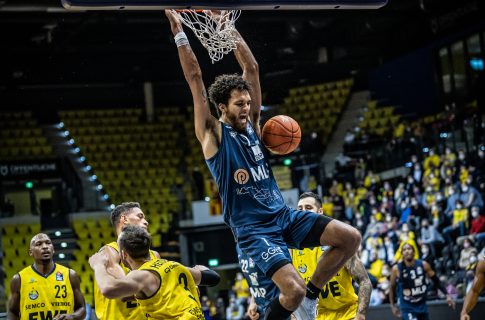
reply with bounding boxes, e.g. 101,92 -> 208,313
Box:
293,297 -> 318,320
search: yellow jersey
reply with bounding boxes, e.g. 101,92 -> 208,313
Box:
18,263 -> 74,320
136,259 -> 204,320
94,241 -> 157,320
291,247 -> 358,320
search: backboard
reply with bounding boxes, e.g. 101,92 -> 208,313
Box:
62,0 -> 388,10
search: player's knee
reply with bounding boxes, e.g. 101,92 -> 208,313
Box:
281,277 -> 305,306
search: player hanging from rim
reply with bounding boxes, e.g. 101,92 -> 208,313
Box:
93,202 -> 160,320
389,242 -> 455,320
166,9 -> 361,319
460,258 -> 485,320
90,225 -> 220,320
8,233 -> 86,320
290,192 -> 372,320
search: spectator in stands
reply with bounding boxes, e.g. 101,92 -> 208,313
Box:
354,158 -> 367,181
443,200 -> 469,244
458,239 -> 478,271
344,128 -> 355,144
232,272 -> 249,308
470,206 -> 485,246
445,186 -> 459,217
412,163 -> 423,184
226,297 -> 245,320
420,218 -> 444,258
214,297 -> 226,320
397,199 -> 412,225
460,181 -> 483,210
420,243 -> 435,270
443,147 -> 457,167
423,148 -> 440,171
410,197 -> 426,227
457,149 -> 468,168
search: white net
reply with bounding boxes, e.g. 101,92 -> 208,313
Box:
172,10 -> 241,63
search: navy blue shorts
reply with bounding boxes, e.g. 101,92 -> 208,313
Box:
234,207 -> 321,277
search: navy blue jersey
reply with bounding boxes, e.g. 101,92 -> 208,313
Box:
397,260 -> 428,313
236,245 -> 279,314
206,122 -> 286,227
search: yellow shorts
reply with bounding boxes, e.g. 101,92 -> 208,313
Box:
317,303 -> 358,320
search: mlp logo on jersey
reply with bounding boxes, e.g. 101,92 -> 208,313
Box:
56,271 -> 64,281
29,289 -> 39,300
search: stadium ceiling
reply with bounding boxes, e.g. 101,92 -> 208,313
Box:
0,0 -> 483,108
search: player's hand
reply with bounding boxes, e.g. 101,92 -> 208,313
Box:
89,251 -> 109,269
460,314 -> 470,320
247,300 -> 259,320
391,305 -> 401,318
165,9 -> 183,35
446,295 -> 456,310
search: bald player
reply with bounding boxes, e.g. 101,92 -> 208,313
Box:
460,259 -> 485,320
8,233 -> 86,320
93,202 -> 160,320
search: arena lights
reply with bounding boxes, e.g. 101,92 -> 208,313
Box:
58,253 -> 66,259
422,147 -> 429,153
83,165 -> 92,172
439,132 -> 450,139
208,258 -> 219,267
103,194 -> 109,200
63,131 -> 70,137
90,175 -> 97,181
74,147 -> 81,153
97,184 -> 103,190
283,158 -> 292,166
204,196 -> 210,202
54,231 -> 62,236
405,162 -> 413,168
79,156 -> 86,162
68,139 -> 75,145
110,204 -> 116,210
25,181 -> 34,189
61,242 -> 67,248
58,122 -> 65,128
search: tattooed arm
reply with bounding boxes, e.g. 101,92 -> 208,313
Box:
346,254 -> 372,320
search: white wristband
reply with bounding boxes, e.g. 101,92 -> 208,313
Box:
174,31 -> 189,47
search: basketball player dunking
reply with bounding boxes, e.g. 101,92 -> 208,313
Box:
166,10 -> 361,319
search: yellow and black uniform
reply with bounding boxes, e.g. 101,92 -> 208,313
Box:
94,241 -> 157,320
291,247 -> 358,320
18,263 -> 74,320
136,259 -> 204,320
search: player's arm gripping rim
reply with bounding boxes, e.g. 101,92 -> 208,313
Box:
345,254 -> 372,320
460,260 -> 485,320
165,9 -> 220,160
232,29 -> 262,135
7,274 -> 21,320
388,265 -> 401,319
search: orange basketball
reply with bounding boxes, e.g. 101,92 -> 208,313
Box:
262,115 -> 301,155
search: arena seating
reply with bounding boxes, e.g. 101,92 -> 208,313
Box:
358,100 -> 400,137
0,112 -> 54,160
1,223 -> 41,298
280,78 -> 353,146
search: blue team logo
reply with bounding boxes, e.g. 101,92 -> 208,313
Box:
298,263 -> 308,274
29,289 -> 39,300
29,278 -> 36,283
56,272 -> 64,281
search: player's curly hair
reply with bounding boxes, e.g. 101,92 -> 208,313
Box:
119,225 -> 151,260
208,73 -> 251,109
110,202 -> 141,227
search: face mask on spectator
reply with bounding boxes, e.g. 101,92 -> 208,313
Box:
472,210 -> 479,218
421,246 -> 429,255
426,187 -> 432,193
436,193 -> 443,201
456,204 -> 463,210
479,150 -> 484,158
382,268 -> 390,277
402,225 -> 409,232
357,219 -> 364,227
370,198 -> 376,205
462,185 -> 469,192
400,202 -> 407,210
446,148 -> 451,154
385,215 -> 392,222
411,200 -> 418,206
459,153 -> 465,160
449,188 -> 455,195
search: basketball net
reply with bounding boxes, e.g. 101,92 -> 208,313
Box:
172,9 -> 241,63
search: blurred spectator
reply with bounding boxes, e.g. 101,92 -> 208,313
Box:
344,128 -> 356,144
443,147 -> 457,166
458,239 -> 478,271
364,170 -> 380,189
444,186 -> 459,216
232,273 -> 249,308
420,218 -> 444,258
424,149 -> 440,171
355,158 -> 367,181
443,200 -> 469,244
214,297 -> 225,320
201,296 -> 212,320
226,297 -> 244,320
470,206 -> 485,246
420,243 -> 436,270
459,182 -> 483,209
